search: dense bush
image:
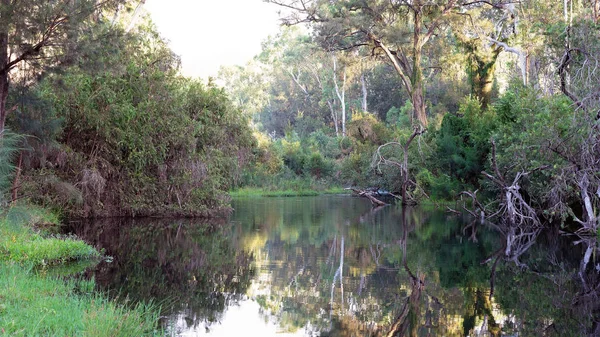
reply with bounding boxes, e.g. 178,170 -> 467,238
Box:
13,25 -> 255,217
429,97 -> 496,198
491,86 -> 594,224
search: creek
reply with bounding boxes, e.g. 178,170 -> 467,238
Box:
66,195 -> 595,336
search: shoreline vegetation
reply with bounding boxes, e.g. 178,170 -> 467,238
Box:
0,204 -> 162,336
229,186 -> 349,197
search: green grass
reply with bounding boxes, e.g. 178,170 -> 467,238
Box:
0,263 -> 161,336
0,204 -> 162,336
230,186 -> 350,198
0,234 -> 99,266
0,206 -> 99,266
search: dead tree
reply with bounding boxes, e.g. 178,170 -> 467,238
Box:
456,141 -> 548,268
372,126 -> 426,205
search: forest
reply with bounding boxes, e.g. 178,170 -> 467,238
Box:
0,0 -> 599,335
221,0 -> 600,240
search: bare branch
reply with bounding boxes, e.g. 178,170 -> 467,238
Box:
558,48 -> 587,110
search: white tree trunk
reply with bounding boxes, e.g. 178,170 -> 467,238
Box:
332,55 -> 346,137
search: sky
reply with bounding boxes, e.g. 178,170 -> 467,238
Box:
144,0 -> 284,79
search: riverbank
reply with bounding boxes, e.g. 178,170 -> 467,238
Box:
0,204 -> 161,336
229,186 -> 349,197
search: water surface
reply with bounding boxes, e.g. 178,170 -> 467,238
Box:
68,195 -> 593,336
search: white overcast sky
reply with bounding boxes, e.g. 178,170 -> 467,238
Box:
144,0 -> 284,79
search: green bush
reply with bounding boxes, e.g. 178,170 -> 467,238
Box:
19,25 -> 255,217
279,133 -> 307,175
385,100 -> 412,129
304,151 -> 334,178
347,112 -> 392,145
431,97 -> 496,190
416,169 -> 461,201
490,86 -> 590,223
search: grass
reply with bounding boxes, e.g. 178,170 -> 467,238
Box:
230,186 -> 349,198
0,263 -> 161,336
0,203 -> 162,336
0,206 -> 99,266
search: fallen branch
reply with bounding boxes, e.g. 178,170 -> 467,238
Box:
345,187 -> 388,206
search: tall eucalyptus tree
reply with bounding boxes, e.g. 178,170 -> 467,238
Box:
269,0 -> 468,129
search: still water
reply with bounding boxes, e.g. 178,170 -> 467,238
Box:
67,195 -> 594,336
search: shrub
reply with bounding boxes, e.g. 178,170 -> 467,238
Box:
347,112 -> 391,145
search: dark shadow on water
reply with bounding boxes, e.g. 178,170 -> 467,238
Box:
66,217 -> 255,332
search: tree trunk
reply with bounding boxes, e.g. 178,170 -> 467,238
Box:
411,7 -> 428,128
360,73 -> 368,112
411,86 -> 427,128
341,70 -> 346,137
470,48 -> 501,110
332,55 -> 347,137
0,27 -> 9,138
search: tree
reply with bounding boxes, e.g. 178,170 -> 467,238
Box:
218,61 -> 270,120
269,0 -> 464,129
0,0 -> 125,136
453,4 -> 507,110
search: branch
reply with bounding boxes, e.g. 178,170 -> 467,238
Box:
368,33 -> 413,96
345,187 -> 388,206
1,13 -> 72,74
558,48 -> 587,110
287,68 -> 309,96
422,0 -> 458,46
268,0 -> 326,25
461,0 -> 512,9
486,37 -> 527,85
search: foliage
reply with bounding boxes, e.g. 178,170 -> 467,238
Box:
12,23 -> 255,217
347,112 -> 391,146
0,130 -> 23,206
429,97 -> 496,198
492,85 -> 594,225
385,101 -> 412,129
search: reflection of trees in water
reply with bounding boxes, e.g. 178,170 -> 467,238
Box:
68,196 -> 600,336
492,231 -> 600,336
235,196 -> 599,336
232,197 -> 408,335
232,197 -> 511,336
68,218 -> 255,332
453,152 -> 600,335
452,195 -> 600,336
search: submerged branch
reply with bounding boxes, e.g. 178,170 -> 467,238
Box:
345,187 -> 388,206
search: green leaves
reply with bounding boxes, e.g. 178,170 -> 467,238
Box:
13,20 -> 256,216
